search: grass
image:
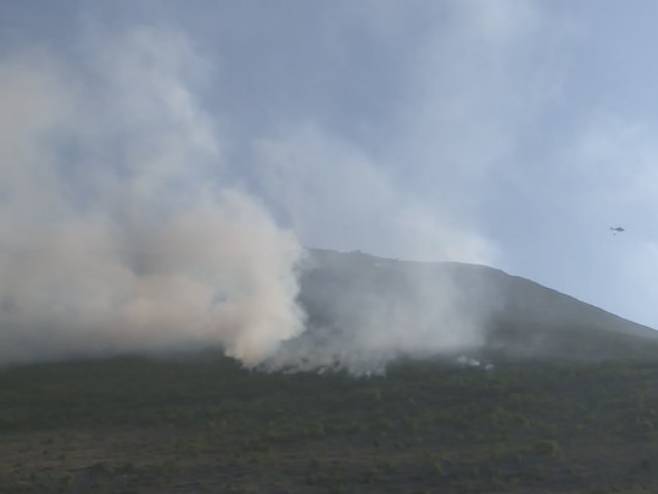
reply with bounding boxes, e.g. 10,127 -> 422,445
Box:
2,351 -> 658,492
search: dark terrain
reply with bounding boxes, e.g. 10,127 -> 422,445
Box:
2,249 -> 658,493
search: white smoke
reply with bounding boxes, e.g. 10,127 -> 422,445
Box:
0,13 -> 520,374
261,249 -> 501,375
252,124 -> 495,264
0,28 -> 304,366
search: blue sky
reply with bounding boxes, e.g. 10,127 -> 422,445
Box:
1,1 -> 658,329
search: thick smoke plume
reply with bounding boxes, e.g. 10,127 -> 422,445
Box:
0,25 -> 498,374
0,29 -> 304,366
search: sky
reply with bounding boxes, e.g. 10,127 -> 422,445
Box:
0,1 -> 657,330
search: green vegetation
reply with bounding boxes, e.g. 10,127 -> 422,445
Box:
2,352 -> 658,492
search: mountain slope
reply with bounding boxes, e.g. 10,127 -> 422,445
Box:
293,248 -> 658,364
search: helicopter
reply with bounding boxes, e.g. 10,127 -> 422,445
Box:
610,226 -> 625,235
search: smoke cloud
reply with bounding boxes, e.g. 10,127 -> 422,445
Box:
262,249 -> 502,375
251,125 -> 495,264
2,2 -> 654,372
0,21 -> 502,373
0,28 -> 304,366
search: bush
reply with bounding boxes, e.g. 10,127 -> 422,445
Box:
533,439 -> 561,457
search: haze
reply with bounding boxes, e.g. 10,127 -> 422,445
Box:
0,1 -> 657,366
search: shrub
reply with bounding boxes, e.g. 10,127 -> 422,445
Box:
533,439 -> 561,457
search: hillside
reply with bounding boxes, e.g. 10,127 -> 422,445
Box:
293,248 -> 658,365
3,250 -> 658,493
